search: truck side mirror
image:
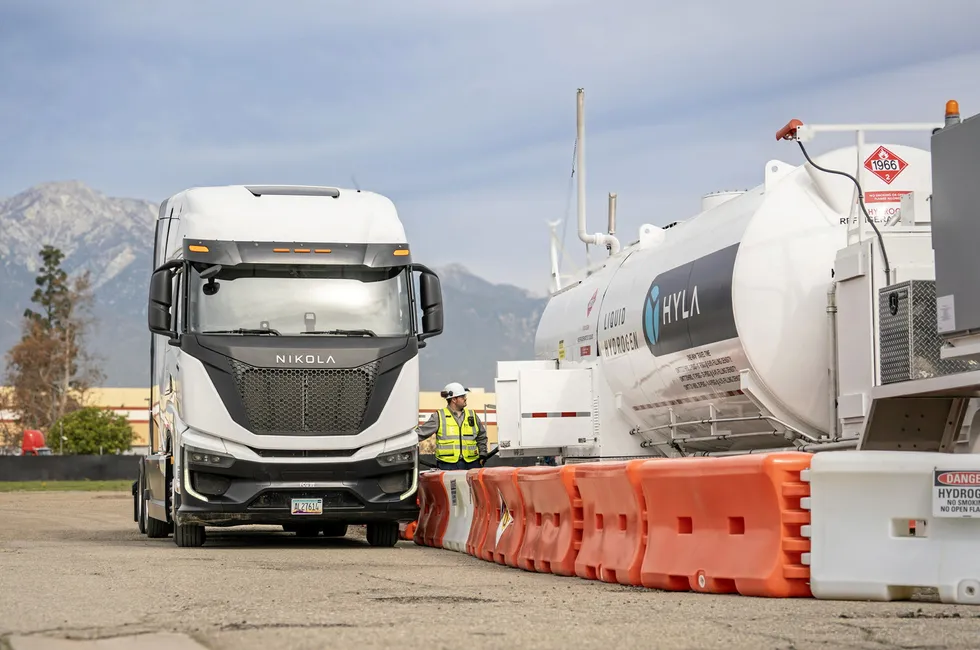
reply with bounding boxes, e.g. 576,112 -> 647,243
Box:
148,261 -> 182,345
414,266 -> 444,344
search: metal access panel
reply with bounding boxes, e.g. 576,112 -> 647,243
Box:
879,280 -> 979,384
517,368 -> 595,449
931,111 -> 980,337
494,360 -> 557,454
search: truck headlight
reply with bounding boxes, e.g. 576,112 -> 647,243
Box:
185,445 -> 235,469
377,447 -> 415,467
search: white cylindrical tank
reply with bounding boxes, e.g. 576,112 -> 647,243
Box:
700,190 -> 745,212
534,143 -> 933,454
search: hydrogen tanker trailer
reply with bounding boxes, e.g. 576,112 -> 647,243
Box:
493,91 -> 971,461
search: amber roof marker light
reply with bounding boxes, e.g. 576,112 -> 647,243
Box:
945,99 -> 961,127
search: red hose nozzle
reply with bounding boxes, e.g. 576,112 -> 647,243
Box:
776,119 -> 804,141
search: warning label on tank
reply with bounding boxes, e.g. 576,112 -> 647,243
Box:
676,350 -> 740,391
932,470 -> 980,518
863,146 -> 908,184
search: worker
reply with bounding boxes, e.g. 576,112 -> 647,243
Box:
416,382 -> 488,470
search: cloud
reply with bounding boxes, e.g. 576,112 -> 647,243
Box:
0,0 -> 978,292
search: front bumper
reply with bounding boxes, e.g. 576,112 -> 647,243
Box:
173,449 -> 419,527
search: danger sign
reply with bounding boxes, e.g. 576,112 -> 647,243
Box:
864,146 -> 908,185
932,469 -> 980,518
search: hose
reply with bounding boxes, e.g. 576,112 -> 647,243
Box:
795,140 -> 892,285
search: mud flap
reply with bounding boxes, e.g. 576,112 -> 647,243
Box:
144,451 -> 172,524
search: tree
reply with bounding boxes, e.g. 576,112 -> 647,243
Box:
3,245 -> 104,436
0,388 -> 20,451
25,245 -> 72,329
51,406 -> 135,455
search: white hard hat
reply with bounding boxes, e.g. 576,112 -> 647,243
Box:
442,382 -> 469,399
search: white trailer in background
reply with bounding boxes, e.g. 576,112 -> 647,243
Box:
495,91 -> 980,462
133,184 -> 445,547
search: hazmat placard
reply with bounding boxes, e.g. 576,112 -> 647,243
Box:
932,469 -> 980,518
863,145 -> 908,184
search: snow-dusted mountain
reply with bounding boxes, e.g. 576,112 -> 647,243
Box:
0,182 -> 546,391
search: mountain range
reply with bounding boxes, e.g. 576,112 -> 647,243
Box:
0,182 -> 548,392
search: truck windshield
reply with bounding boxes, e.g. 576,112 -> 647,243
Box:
186,264 -> 413,337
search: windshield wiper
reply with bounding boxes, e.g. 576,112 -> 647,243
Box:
201,328 -> 281,336
300,329 -> 376,337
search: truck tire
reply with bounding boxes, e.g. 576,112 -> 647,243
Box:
173,522 -> 206,547
322,522 -> 348,538
135,468 -> 145,535
145,506 -> 170,539
366,522 -> 399,547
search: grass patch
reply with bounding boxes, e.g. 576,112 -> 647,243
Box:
0,479 -> 133,492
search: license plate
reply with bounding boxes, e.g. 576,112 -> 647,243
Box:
290,498 -> 323,515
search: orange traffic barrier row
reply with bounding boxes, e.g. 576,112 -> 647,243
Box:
399,493 -> 421,541
413,452 -> 814,599
483,467 -> 525,567
399,521 -> 417,541
634,452 -> 813,598
413,471 -> 450,548
466,468 -> 494,559
516,465 -> 582,576
574,461 -> 646,585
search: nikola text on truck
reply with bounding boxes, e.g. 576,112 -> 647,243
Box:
416,382 -> 491,470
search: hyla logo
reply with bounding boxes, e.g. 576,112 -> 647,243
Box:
638,242 -> 740,357
586,288 -> 598,316
642,284 -> 661,345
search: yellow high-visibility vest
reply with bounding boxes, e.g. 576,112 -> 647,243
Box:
435,408 -> 480,463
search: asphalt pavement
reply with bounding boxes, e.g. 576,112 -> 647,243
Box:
1,491 -> 979,650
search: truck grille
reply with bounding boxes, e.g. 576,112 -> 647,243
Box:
229,360 -> 380,435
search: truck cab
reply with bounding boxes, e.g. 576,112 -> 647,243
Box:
21,429 -> 53,456
133,184 -> 444,547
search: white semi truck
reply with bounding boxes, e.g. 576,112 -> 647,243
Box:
132,184 -> 444,547
495,91 -> 980,462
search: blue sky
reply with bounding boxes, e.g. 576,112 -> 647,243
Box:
1,0 -> 978,294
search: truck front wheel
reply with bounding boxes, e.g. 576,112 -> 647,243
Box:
366,522 -> 399,547
174,522 -> 206,547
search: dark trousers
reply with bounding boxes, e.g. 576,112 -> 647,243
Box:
436,458 -> 482,471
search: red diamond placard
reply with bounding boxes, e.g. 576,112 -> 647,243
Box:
863,146 -> 908,185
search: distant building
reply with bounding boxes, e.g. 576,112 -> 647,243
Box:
1,386 -> 497,456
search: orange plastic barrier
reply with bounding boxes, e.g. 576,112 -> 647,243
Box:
573,461 -> 646,585
399,521 -> 417,541
477,469 -> 504,561
516,466 -> 582,576
466,468 -> 493,559
635,452 -> 812,598
412,471 -> 433,547
413,471 -> 450,548
400,493 -> 421,541
481,467 -> 525,567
